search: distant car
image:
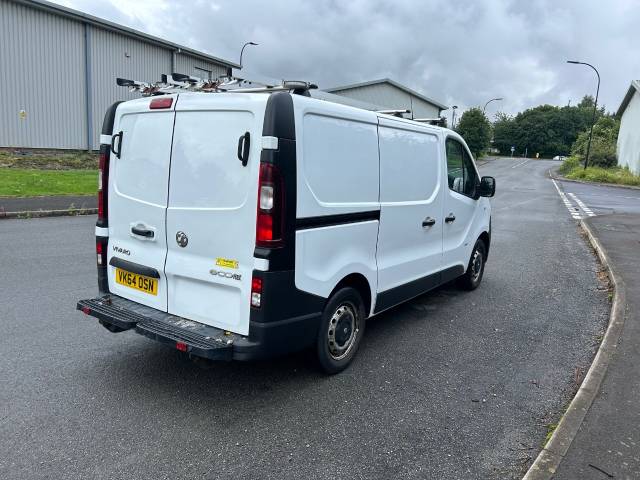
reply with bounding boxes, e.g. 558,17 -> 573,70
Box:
553,155 -> 567,161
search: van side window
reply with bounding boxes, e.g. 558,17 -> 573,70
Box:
462,149 -> 478,197
446,138 -> 478,197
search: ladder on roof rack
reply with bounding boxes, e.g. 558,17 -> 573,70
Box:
116,73 -> 318,96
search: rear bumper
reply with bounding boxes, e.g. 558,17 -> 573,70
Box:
77,294 -> 320,361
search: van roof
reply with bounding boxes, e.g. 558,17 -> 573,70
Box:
121,90 -> 453,135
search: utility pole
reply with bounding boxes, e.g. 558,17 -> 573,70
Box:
567,60 -> 600,170
483,97 -> 503,115
239,41 -> 258,69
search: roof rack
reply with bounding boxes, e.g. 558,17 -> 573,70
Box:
376,109 -> 411,117
413,117 -> 447,127
116,73 -> 318,97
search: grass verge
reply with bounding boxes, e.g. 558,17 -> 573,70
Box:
559,156 -> 640,187
0,169 -> 97,197
0,149 -> 98,169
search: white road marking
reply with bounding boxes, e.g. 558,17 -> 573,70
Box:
552,178 -> 583,219
511,159 -> 529,169
567,192 -> 596,217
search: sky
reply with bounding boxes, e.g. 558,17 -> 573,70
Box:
55,0 -> 640,120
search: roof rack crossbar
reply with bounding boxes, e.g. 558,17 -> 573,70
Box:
376,109 -> 411,117
116,74 -> 318,97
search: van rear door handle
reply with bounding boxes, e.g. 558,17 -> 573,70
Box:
422,217 -> 436,227
131,226 -> 154,238
445,214 -> 456,223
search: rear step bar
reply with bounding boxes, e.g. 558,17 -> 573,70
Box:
77,295 -> 234,360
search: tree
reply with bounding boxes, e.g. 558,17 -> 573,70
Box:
571,116 -> 619,168
493,112 -> 517,154
456,108 -> 491,157
489,96 -> 606,157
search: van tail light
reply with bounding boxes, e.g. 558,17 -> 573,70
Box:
96,238 -> 107,267
97,150 -> 109,225
256,162 -> 284,247
251,276 -> 263,308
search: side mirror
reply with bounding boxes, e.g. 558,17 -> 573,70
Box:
478,176 -> 495,197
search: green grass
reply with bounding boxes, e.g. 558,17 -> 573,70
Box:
559,157 -> 640,187
0,168 -> 97,197
544,423 -> 558,447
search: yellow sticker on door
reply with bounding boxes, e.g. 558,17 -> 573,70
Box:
215,257 -> 239,269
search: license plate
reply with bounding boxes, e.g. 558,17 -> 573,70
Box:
115,268 -> 158,295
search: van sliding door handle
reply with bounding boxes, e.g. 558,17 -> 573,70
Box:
422,217 -> 436,227
445,214 -> 456,223
131,226 -> 154,238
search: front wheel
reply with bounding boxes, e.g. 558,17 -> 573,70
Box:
459,239 -> 486,290
316,287 -> 366,374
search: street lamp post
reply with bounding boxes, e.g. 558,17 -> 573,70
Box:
451,105 -> 458,128
483,97 -> 503,115
239,41 -> 258,69
567,60 -> 600,170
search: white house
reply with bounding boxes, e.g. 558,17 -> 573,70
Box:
616,80 -> 640,175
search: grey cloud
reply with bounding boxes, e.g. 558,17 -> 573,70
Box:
61,0 -> 640,117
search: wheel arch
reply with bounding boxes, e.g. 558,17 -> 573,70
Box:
478,230 -> 491,260
328,273 -> 373,317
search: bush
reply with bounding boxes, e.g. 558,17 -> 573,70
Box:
559,156 -> 640,187
566,166 -> 640,186
559,156 -> 581,174
571,116 -> 619,168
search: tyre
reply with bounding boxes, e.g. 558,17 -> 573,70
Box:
316,287 -> 366,374
459,239 -> 487,291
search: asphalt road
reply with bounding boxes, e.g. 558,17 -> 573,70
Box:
0,157 -> 608,480
555,177 -> 640,216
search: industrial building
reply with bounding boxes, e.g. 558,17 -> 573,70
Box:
0,0 -> 239,150
616,80 -> 640,175
326,78 -> 448,120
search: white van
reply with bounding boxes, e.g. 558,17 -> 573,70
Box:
78,86 -> 495,373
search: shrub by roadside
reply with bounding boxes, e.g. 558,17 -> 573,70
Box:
559,156 -> 640,187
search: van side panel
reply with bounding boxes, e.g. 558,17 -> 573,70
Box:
375,120 -> 444,307
292,98 -> 380,312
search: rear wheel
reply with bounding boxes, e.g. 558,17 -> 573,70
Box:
459,239 -> 486,290
316,287 -> 366,374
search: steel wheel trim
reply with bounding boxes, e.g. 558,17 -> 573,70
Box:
471,248 -> 483,282
327,301 -> 359,361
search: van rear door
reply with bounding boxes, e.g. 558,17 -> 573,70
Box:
164,94 -> 266,336
107,96 -> 176,311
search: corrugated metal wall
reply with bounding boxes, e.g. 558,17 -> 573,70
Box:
174,53 -> 228,80
90,26 -> 171,149
332,83 -> 441,119
0,0 -> 232,150
0,0 -> 87,149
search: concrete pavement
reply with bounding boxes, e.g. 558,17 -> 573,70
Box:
0,158 -> 609,479
0,195 -> 96,217
553,214 -> 640,479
